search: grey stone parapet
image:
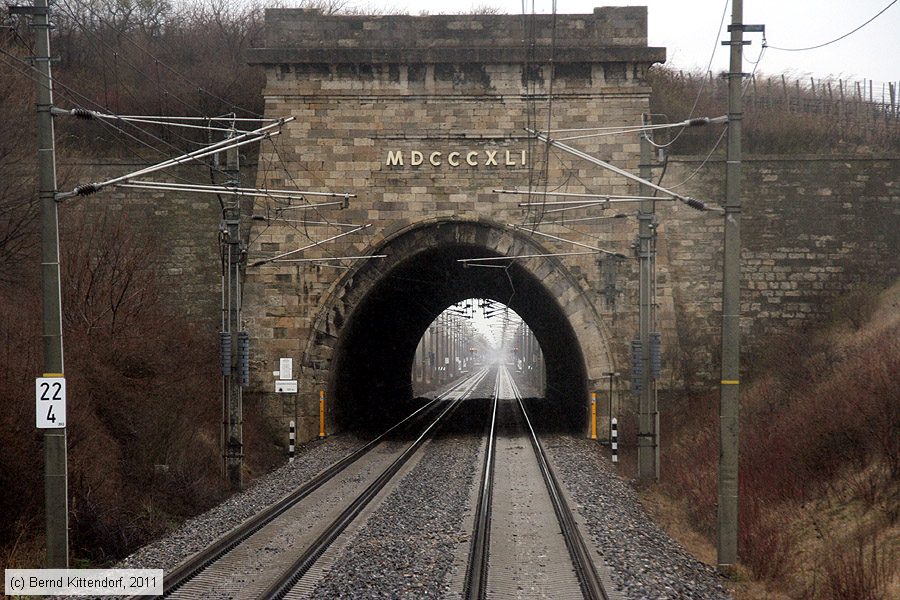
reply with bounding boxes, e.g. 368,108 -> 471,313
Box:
247,7 -> 666,66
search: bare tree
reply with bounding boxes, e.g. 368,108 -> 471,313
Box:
0,41 -> 38,285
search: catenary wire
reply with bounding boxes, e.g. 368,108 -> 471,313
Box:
667,126 -> 729,190
54,0 -> 254,154
55,0 -> 210,120
0,45 -> 237,181
767,0 -> 897,52
0,47 -> 279,212
653,0 -> 730,150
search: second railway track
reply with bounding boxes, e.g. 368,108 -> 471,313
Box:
464,366 -> 609,600
156,368 -> 491,600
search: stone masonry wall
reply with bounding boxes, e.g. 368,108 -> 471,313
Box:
657,155 -> 900,381
72,152 -> 899,408
69,152 -> 899,424
258,7 -> 652,53
58,159 -> 255,333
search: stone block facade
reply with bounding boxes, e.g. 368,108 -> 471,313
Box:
57,159 -> 238,331
243,8 -> 666,440
78,154 -> 897,437
657,155 -> 900,381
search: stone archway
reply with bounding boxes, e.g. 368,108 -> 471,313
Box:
243,8 -> 665,443
296,217 -> 615,433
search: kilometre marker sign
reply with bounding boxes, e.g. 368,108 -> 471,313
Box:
35,376 -> 66,429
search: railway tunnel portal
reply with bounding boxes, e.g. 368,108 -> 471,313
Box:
243,7 -> 668,440
326,220 -> 603,432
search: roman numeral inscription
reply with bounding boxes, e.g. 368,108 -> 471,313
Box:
386,149 -> 527,168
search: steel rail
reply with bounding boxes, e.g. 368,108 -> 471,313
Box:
507,368 -> 610,600
258,369 -> 490,600
463,368 -> 501,600
149,384 -> 469,599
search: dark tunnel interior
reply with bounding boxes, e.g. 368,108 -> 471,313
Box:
329,242 -> 589,432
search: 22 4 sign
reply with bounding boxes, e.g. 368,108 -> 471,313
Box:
35,377 -> 66,429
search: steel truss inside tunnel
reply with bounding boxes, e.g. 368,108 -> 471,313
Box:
320,219 -> 613,432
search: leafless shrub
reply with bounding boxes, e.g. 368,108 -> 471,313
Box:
0,207 -> 225,564
59,207 -> 224,559
0,45 -> 38,283
738,495 -> 796,581
817,525 -> 897,600
662,285 -> 899,585
649,67 -> 900,155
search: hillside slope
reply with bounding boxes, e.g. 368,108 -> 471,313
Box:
646,282 -> 899,599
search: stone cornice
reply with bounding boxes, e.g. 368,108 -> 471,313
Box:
246,46 -> 666,66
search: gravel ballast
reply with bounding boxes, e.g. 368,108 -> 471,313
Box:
117,434 -> 366,574
544,434 -> 732,600
115,372 -> 732,600
308,396 -> 490,598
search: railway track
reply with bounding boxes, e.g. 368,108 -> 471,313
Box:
152,367 -> 490,600
464,366 -> 609,600
137,365 -> 609,599
119,364 -> 731,599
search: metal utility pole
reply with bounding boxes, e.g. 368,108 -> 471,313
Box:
439,314 -> 446,384
429,327 -> 434,382
718,0 -> 745,571
417,337 -> 425,383
602,371 -> 619,442
451,316 -> 458,378
637,117 -> 658,482
223,135 -> 243,491
12,0 -> 70,568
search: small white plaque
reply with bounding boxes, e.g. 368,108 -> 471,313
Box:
279,358 -> 293,380
36,377 -> 66,429
275,380 -> 298,393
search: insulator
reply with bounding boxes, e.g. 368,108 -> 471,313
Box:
237,331 -> 250,388
219,331 -> 232,377
71,108 -> 94,119
684,197 -> 708,211
650,332 -> 662,379
688,117 -> 710,127
74,183 -> 99,196
630,339 -> 643,395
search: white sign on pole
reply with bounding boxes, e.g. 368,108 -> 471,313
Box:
279,358 -> 293,380
275,380 -> 298,393
35,377 -> 66,429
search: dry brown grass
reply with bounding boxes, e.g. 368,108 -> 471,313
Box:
655,281 -> 900,598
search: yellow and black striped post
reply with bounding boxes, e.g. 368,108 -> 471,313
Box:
319,390 -> 326,439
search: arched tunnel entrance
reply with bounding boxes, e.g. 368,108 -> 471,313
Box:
324,220 -> 609,433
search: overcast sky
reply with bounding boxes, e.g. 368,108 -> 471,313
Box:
372,0 -> 899,85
